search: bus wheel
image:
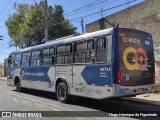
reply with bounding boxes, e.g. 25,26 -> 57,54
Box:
56,82 -> 68,103
16,80 -> 21,92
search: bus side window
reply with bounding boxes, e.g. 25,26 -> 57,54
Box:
22,52 -> 30,67
56,46 -> 65,64
14,53 -> 22,67
74,41 -> 87,63
31,51 -> 41,66
86,40 -> 95,63
8,54 -> 15,68
42,49 -> 51,65
65,44 -> 72,64
50,48 -> 55,64
96,37 -> 107,63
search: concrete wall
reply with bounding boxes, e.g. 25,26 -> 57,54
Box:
86,0 -> 160,84
86,0 -> 160,47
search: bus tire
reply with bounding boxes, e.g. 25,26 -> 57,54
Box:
15,78 -> 21,92
56,82 -> 69,103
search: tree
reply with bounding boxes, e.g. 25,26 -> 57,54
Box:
5,3 -> 77,48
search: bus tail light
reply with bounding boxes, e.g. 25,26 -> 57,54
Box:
117,68 -> 124,86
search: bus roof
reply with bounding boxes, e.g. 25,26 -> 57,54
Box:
10,27 -> 114,55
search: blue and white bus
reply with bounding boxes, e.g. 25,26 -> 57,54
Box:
7,27 -> 155,103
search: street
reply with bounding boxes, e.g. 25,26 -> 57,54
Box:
0,80 -> 160,120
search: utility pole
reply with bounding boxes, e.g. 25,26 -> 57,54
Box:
81,19 -> 84,34
45,0 -> 48,42
0,36 -> 3,41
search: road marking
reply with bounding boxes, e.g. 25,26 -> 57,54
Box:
13,94 -> 69,111
35,102 -> 59,111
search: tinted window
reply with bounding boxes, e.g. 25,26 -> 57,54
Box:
96,37 -> 107,63
14,53 -> 22,67
31,51 -> 41,66
74,40 -> 94,63
22,52 -> 30,67
42,48 -> 55,65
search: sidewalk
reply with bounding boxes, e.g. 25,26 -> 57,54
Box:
123,93 -> 160,106
0,77 -> 7,81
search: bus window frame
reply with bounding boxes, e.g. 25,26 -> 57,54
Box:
95,36 -> 108,64
73,39 -> 95,64
56,43 -> 73,65
31,50 -> 42,67
14,53 -> 22,68
21,52 -> 31,67
42,47 -> 56,66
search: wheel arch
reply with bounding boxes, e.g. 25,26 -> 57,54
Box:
55,78 -> 70,93
14,76 -> 20,86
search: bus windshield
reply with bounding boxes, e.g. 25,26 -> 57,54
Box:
118,28 -> 154,86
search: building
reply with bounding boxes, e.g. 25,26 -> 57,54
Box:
86,0 -> 160,47
86,0 -> 160,83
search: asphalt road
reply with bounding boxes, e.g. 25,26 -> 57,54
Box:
0,80 -> 160,120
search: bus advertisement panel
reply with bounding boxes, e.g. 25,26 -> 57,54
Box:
118,28 -> 154,86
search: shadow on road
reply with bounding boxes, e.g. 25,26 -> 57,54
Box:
13,88 -> 160,119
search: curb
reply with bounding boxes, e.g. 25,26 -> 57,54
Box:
0,79 -> 6,81
120,97 -> 160,107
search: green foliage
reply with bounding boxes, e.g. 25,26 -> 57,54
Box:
5,3 -> 77,48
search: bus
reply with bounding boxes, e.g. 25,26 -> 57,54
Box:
7,27 -> 155,103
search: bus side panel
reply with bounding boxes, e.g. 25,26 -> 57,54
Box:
70,64 -> 113,99
41,66 -> 56,92
21,67 -> 31,88
7,68 -> 16,86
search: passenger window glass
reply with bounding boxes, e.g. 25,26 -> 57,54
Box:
57,46 -> 65,55
65,44 -> 72,64
22,52 -> 30,67
31,51 -> 41,66
96,37 -> 107,63
74,40 -> 94,63
56,46 -> 65,64
14,53 -> 21,67
43,49 -> 52,65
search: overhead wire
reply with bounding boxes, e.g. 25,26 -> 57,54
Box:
0,0 -> 19,23
0,0 -> 139,52
0,0 -> 12,16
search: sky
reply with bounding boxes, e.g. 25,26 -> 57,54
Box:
0,0 -> 144,64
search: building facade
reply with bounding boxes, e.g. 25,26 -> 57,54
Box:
86,0 -> 160,83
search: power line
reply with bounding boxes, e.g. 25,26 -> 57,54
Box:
64,0 -> 109,17
0,0 -> 139,52
70,0 -> 137,21
0,0 -> 12,16
0,0 -> 19,23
